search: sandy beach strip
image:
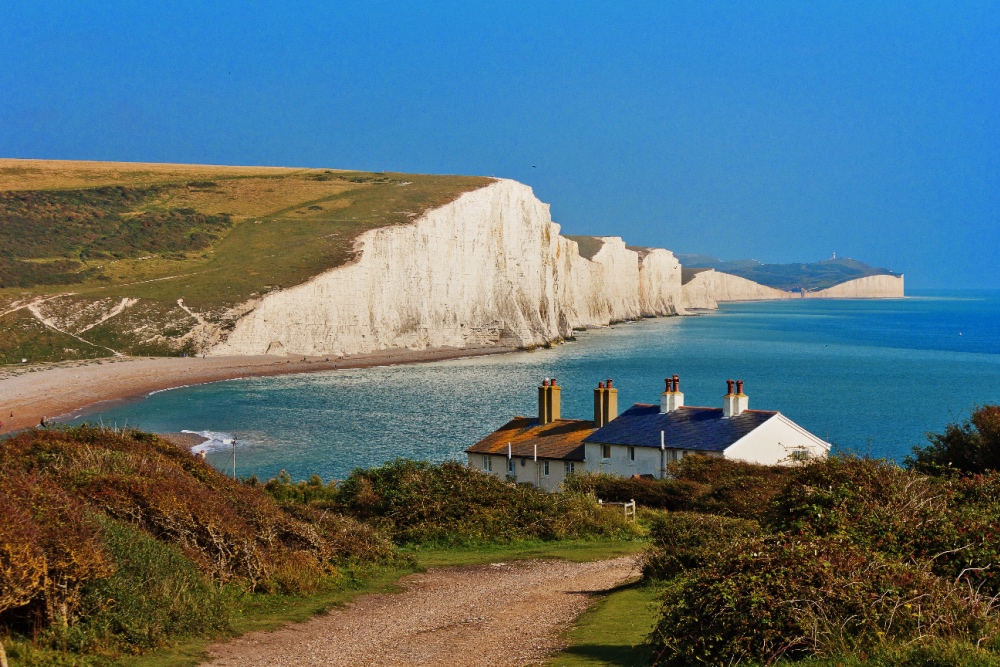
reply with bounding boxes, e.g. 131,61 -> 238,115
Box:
0,346 -> 514,434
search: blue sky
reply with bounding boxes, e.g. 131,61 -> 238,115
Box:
1,2 -> 997,288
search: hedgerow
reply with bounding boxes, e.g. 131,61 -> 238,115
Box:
285,459 -> 640,545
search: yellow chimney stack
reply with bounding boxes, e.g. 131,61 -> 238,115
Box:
548,378 -> 561,422
603,378 -> 618,425
538,378 -> 561,424
538,379 -> 551,425
594,381 -> 607,427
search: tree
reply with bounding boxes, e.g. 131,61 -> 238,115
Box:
906,405 -> 1000,476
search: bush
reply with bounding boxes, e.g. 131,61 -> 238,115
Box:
650,534 -> 998,667
643,512 -> 760,580
566,456 -> 793,518
332,459 -> 639,544
69,518 -> 227,653
771,457 -> 1000,597
907,405 -> 1000,476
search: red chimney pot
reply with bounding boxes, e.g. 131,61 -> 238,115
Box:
736,380 -> 744,394
664,378 -> 671,392
606,378 -> 613,388
542,379 -> 549,387
672,374 -> 680,391
727,379 -> 735,394
598,381 -> 605,389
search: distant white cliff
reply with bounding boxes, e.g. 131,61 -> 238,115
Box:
805,274 -> 904,299
681,270 -> 905,309
211,179 -> 684,357
680,269 -> 794,310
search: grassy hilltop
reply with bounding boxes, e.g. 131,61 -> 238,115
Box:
0,159 -> 491,363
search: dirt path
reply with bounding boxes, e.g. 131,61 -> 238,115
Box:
201,556 -> 640,667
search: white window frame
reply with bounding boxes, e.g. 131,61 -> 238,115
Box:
508,458 -> 515,474
542,460 -> 550,476
565,461 -> 575,474
629,446 -> 636,463
601,444 -> 611,461
483,455 -> 492,472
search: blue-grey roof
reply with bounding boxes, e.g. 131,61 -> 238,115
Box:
585,404 -> 777,452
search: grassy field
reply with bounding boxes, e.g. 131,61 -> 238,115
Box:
0,159 -> 491,362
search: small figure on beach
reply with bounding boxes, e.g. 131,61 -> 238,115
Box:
39,416 -> 47,427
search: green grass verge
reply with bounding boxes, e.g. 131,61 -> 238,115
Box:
407,539 -> 647,568
544,582 -> 659,667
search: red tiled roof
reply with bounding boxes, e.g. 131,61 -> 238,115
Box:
465,417 -> 594,461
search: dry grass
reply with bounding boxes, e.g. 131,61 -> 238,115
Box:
0,159 -> 492,361
0,158 -> 302,191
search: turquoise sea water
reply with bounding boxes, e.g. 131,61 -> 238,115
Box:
71,290 -> 1000,481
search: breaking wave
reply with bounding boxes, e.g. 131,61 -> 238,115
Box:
183,430 -> 237,454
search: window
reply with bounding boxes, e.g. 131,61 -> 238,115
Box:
508,458 -> 515,474
601,445 -> 611,460
629,446 -> 636,463
565,461 -> 575,474
483,455 -> 492,472
543,460 -> 550,476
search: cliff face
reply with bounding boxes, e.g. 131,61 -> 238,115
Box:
636,248 -> 684,317
681,269 -> 904,309
805,274 -> 904,299
211,180 -> 683,357
680,269 -> 793,310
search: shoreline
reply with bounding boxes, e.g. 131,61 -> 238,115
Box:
0,345 -> 516,435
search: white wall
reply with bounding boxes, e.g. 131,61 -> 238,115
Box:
467,453 -> 575,492
723,414 -> 830,465
583,442 -> 665,478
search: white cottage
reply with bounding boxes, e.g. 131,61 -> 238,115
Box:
466,376 -> 830,491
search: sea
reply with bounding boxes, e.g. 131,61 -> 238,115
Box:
70,289 -> 1000,482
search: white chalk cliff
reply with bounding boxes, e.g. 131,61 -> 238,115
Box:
211,179 -> 684,357
208,178 -> 903,357
805,274 -> 904,299
681,269 -> 794,310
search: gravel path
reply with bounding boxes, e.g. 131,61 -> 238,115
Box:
201,556 -> 640,667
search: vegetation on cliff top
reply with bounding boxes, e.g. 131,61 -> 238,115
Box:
0,159 -> 491,363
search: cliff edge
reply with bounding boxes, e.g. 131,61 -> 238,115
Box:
211,180 -> 684,357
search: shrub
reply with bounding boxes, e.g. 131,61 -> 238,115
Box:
650,534 -> 998,667
332,459 -> 639,544
68,518 -> 227,653
907,405 -> 1000,476
643,512 -> 760,580
566,456 -> 793,518
771,456 -> 1000,597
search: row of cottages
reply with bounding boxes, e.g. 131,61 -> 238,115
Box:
465,376 -> 831,492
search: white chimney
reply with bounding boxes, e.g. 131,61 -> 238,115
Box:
660,374 -> 684,413
722,379 -> 749,418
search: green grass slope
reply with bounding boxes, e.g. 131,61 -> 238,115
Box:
0,159 -> 492,363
